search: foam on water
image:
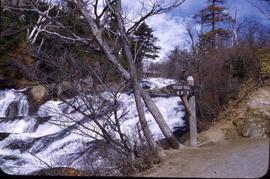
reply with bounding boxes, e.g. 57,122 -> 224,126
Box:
0,89 -> 29,118
0,78 -> 185,174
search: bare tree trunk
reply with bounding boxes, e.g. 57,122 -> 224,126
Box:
118,16 -> 158,152
140,89 -> 180,149
133,82 -> 162,152
112,0 -> 180,150
112,0 -> 166,156
77,0 -> 179,149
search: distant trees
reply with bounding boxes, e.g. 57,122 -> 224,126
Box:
149,19 -> 270,123
193,0 -> 232,47
149,0 -> 270,124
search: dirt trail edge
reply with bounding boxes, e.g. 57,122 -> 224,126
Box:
138,138 -> 269,178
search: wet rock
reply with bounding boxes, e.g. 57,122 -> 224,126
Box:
1,155 -> 20,161
58,81 -> 78,99
36,117 -> 50,125
147,85 -> 176,98
0,133 -> 10,141
14,79 -> 39,89
5,101 -> 18,118
6,138 -> 37,153
25,117 -> 47,133
27,85 -> 50,115
0,79 -> 14,89
141,80 -> 151,89
29,85 -> 49,103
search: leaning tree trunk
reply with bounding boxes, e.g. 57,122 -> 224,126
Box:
112,0 -> 180,150
139,89 -> 180,149
121,30 -> 159,153
77,0 -> 179,149
113,0 -> 166,156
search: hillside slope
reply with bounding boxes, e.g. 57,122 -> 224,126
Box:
198,80 -> 270,143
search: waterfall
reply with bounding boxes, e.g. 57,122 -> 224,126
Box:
0,89 -> 29,118
18,96 -> 29,117
0,77 -> 185,175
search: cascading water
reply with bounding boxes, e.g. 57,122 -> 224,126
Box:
0,89 -> 32,134
0,77 -> 186,175
0,89 -> 29,118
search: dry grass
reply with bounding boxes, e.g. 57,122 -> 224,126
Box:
197,79 -> 270,144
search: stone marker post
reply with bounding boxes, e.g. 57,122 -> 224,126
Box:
187,76 -> 198,146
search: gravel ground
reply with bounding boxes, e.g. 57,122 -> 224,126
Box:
139,138 -> 269,178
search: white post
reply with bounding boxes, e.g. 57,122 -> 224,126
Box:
187,76 -> 197,146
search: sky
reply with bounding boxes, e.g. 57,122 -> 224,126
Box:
53,0 -> 268,63
128,0 -> 270,62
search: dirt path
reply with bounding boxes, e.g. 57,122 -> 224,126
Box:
138,138 -> 269,178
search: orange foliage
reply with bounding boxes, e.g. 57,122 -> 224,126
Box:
9,41 -> 34,68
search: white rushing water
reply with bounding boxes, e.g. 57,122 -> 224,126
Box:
0,89 -> 29,118
0,77 -> 185,175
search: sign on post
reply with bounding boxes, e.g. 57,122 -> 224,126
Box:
146,76 -> 198,146
187,76 -> 197,146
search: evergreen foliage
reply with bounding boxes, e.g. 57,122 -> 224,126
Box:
193,0 -> 232,47
0,10 -> 27,77
129,22 -> 160,78
132,22 -> 160,64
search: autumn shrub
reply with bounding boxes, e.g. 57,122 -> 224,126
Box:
0,13 -> 26,78
257,48 -> 270,79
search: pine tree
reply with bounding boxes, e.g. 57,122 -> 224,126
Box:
194,0 -> 232,47
132,22 -> 160,63
131,22 -> 160,78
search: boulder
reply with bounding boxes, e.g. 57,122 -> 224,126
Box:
5,101 -> 18,118
57,81 -> 79,98
242,120 -> 269,138
0,133 -> 10,141
29,85 -> 49,103
27,85 -> 50,115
